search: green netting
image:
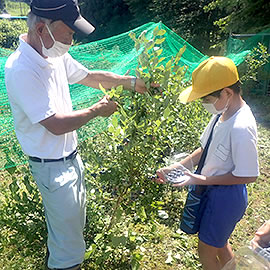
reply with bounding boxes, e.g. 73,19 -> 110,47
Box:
226,28 -> 270,65
0,21 -> 268,170
226,28 -> 270,95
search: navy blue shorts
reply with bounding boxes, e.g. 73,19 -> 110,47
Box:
198,184 -> 248,248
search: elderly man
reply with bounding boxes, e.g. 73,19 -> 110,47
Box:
5,0 -> 150,269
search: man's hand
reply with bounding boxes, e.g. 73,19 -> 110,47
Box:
135,78 -> 160,94
96,95 -> 118,117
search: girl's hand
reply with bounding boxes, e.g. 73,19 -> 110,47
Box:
153,167 -> 173,184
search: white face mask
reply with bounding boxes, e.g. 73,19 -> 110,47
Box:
40,24 -> 71,58
202,97 -> 230,114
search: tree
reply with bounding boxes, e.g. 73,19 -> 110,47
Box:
78,0 -> 270,54
205,0 -> 270,34
79,0 -> 221,53
123,0 -> 153,26
124,0 -> 223,54
0,0 -> 7,13
79,0 -> 133,42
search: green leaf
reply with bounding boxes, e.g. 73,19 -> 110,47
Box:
165,59 -> 172,70
108,125 -> 115,133
153,25 -> 160,37
111,116 -> 119,128
24,177 -> 33,194
154,48 -> 163,57
175,46 -> 186,64
135,69 -> 142,78
22,191 -> 28,202
115,207 -> 123,223
133,252 -> 143,261
145,40 -> 154,51
151,57 -> 159,67
120,106 -> 128,119
168,115 -> 175,122
151,224 -> 157,233
157,29 -> 166,36
129,234 -> 136,242
155,38 -> 166,45
138,206 -> 147,221
173,65 -> 180,73
129,32 -> 136,41
9,181 -> 19,194
94,233 -> 103,243
116,85 -> 124,92
163,96 -> 171,108
155,119 -> 161,128
131,259 -> 140,270
84,244 -> 97,260
99,83 -> 107,95
111,235 -> 127,247
5,165 -> 17,175
115,127 -> 121,137
139,54 -> 149,67
163,107 -> 171,118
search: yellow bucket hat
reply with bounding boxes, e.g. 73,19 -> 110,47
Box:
179,56 -> 239,103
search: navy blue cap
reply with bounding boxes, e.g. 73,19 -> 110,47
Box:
30,0 -> 95,36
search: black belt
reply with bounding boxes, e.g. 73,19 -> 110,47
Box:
29,149 -> 77,163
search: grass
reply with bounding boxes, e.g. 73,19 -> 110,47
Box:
0,93 -> 269,269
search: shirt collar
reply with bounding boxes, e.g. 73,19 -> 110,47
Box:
18,34 -> 50,68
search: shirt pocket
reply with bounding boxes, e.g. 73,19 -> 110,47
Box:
214,144 -> 230,161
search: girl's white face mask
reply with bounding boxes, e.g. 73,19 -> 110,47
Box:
40,24 -> 71,58
202,97 -> 230,114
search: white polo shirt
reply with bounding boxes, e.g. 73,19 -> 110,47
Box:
5,34 -> 89,159
200,104 -> 259,178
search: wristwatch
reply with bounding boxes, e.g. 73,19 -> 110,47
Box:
131,77 -> 136,91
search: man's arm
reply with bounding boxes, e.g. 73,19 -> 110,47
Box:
40,95 -> 117,135
41,71 -> 156,135
77,71 -> 149,94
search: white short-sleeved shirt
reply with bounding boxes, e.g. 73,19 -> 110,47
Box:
5,34 -> 89,158
200,103 -> 259,178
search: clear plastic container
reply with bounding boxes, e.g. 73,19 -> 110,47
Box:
222,240 -> 270,270
161,163 -> 191,184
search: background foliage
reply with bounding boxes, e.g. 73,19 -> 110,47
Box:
205,0 -> 270,35
1,0 -> 269,55
79,0 -> 270,55
0,0 -> 6,11
0,19 -> 27,49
